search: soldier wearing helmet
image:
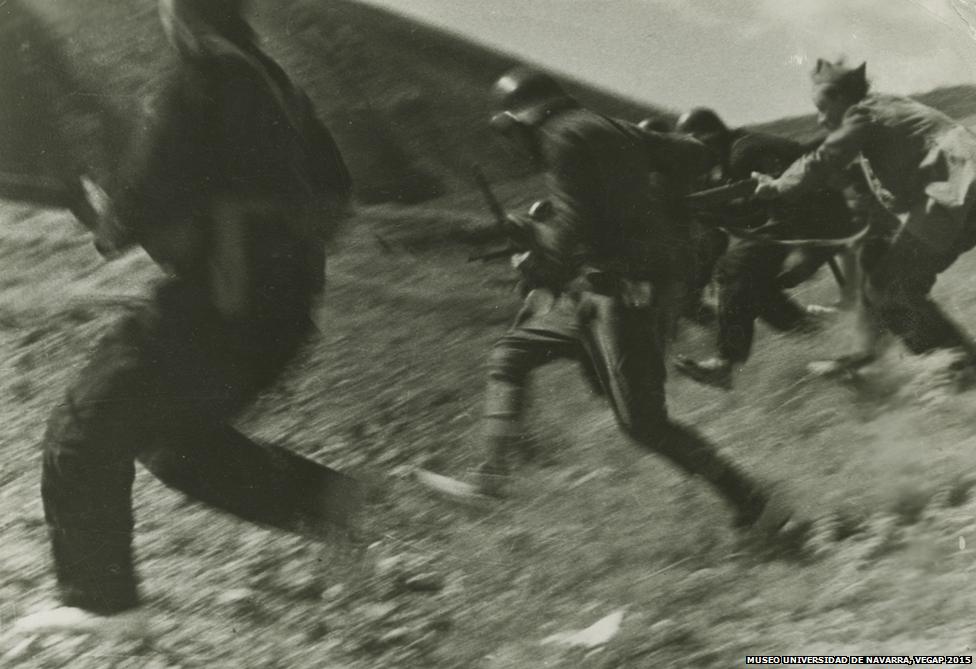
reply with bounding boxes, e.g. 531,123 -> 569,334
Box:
465,66 -> 791,534
18,0 -> 359,636
674,106 -> 857,390
670,107 -> 733,325
638,116 -> 673,133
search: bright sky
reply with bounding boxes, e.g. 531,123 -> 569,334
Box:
358,0 -> 976,126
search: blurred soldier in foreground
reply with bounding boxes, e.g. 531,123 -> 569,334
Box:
754,60 -> 976,372
468,67 -> 790,532
673,107 -> 858,390
15,0 -> 358,638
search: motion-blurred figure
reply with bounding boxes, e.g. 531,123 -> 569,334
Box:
673,107 -> 858,390
754,59 -> 976,372
16,0 -> 358,638
472,66 -> 789,531
637,113 -> 726,330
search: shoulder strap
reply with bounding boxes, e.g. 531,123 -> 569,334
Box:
198,36 -> 350,201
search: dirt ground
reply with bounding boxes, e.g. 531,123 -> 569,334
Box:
3,192 -> 976,667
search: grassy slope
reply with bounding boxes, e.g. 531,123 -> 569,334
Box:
3,2 -> 976,668
11,0 -> 668,205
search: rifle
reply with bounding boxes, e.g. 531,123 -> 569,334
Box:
467,167 -> 557,263
467,165 -> 514,262
0,171 -> 82,210
686,177 -> 867,294
684,177 -> 759,209
0,171 -> 125,257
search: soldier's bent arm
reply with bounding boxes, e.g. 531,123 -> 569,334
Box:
641,130 -> 714,182
113,74 -> 215,258
774,106 -> 873,199
539,129 -> 597,271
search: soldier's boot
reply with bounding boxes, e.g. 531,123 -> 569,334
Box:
806,351 -> 878,378
476,435 -> 516,498
683,297 -> 717,326
803,303 -> 839,319
10,606 -> 153,641
674,355 -> 733,390
706,463 -> 795,536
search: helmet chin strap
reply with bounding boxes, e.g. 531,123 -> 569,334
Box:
489,111 -> 521,135
489,111 -> 544,164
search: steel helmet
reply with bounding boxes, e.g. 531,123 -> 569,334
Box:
637,117 -> 672,133
675,107 -> 729,140
491,66 -> 577,127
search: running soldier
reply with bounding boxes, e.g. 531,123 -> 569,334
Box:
15,0 -> 359,637
639,113 -> 728,327
754,59 -> 976,371
673,107 -> 858,389
470,67 -> 789,531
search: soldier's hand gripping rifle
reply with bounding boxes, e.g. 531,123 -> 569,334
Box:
467,166 -> 549,263
684,176 -> 867,289
0,170 -> 125,258
684,177 -> 760,211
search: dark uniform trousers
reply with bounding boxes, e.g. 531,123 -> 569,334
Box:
714,240 -> 820,363
483,277 -> 756,506
684,216 -> 729,318
864,206 -> 976,355
41,279 -> 345,615
707,131 -> 856,364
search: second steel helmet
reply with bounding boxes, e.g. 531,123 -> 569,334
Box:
675,107 -> 729,141
491,66 -> 577,127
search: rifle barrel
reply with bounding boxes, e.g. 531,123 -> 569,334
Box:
685,178 -> 758,208
471,166 -> 508,228
0,171 -> 75,209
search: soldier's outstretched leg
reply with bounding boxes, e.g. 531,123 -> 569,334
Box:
676,241 -> 810,390
480,289 -> 581,495
865,223 -> 976,360
37,285 -> 359,621
682,219 -> 728,324
579,290 -> 778,528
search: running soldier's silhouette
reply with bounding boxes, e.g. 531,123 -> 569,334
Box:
470,67 -> 791,533
16,0 -> 359,638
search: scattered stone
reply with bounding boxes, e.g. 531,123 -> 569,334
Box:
649,618 -> 677,636
403,572 -> 444,593
288,574 -> 324,601
375,555 -> 404,579
379,626 -> 413,645
541,609 -> 625,649
389,465 -> 414,479
214,588 -> 264,618
323,584 -> 346,602
360,602 -> 399,623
